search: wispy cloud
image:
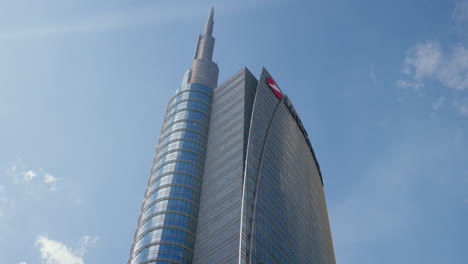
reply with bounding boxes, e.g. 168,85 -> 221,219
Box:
35,235 -> 98,264
396,79 -> 423,91
22,170 -> 37,183
439,45 -> 468,90
397,1 -> 468,117
397,1 -> 468,91
42,170 -> 59,191
0,1 -> 273,41
7,160 -> 37,184
402,41 -> 442,81
6,160 -> 60,191
397,41 -> 468,91
0,2 -> 196,40
75,235 -> 99,258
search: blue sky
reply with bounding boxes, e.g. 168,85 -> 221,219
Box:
1,0 -> 467,263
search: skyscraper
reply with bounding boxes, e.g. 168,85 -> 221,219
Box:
129,8 -> 335,264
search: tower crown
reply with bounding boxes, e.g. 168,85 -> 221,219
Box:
193,7 -> 216,61
189,7 -> 219,89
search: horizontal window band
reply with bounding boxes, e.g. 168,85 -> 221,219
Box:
168,89 -> 212,106
130,241 -> 193,264
150,160 -> 204,180
163,108 -> 210,124
136,211 -> 198,237
161,118 -> 209,136
145,183 -> 201,200
166,99 -> 211,115
153,147 -> 205,166
156,139 -> 207,158
148,171 -> 203,188
132,226 -> 195,256
139,197 -> 199,221
159,128 -> 208,145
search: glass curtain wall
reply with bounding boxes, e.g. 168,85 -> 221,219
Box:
129,80 -> 212,264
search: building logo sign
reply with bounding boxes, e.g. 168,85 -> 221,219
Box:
267,77 -> 283,99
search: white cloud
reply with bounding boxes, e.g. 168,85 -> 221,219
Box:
398,2 -> 468,92
398,41 -> 468,91
7,160 -> 38,184
43,172 -> 59,191
395,1 -> 468,121
6,160 -> 36,184
402,42 -> 442,80
19,262 -> 28,264
35,235 -> 98,264
438,45 -> 468,90
36,235 -> 84,264
6,160 -> 60,190
23,170 -> 37,182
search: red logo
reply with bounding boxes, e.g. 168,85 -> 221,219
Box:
267,77 -> 283,99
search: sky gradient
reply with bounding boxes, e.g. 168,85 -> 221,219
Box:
1,0 -> 467,263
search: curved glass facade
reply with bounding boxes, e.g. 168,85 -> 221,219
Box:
129,83 -> 212,264
240,69 -> 336,264
248,101 -> 335,263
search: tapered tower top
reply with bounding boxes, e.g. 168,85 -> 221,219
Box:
209,6 -> 214,19
189,7 -> 219,88
204,7 -> 214,36
194,7 -> 216,61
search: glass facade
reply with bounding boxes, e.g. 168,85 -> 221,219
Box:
129,8 -> 336,264
248,100 -> 335,263
130,67 -> 336,264
129,8 -> 220,264
240,70 -> 281,263
129,82 -> 212,264
241,69 -> 336,264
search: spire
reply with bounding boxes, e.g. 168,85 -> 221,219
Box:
193,7 -> 215,61
189,7 -> 219,89
204,7 -> 214,36
209,6 -> 214,20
